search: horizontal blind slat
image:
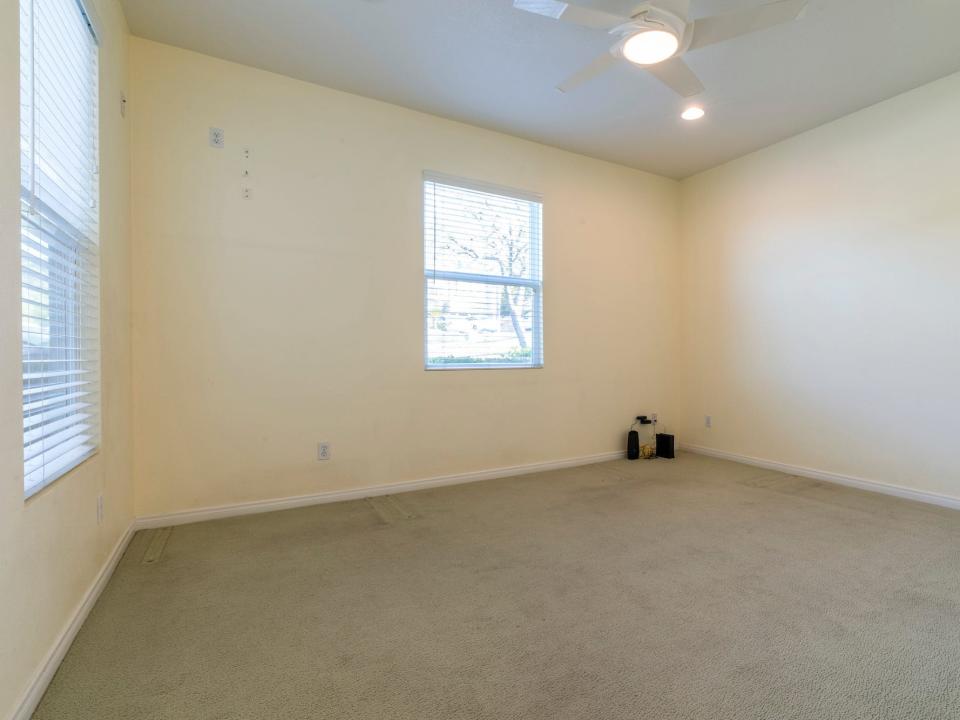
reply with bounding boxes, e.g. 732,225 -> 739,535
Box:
24,412 -> 95,451
23,388 -> 96,415
23,378 -> 95,397
24,432 -> 97,476
24,400 -> 93,430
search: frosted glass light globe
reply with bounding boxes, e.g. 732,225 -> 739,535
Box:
622,30 -> 679,65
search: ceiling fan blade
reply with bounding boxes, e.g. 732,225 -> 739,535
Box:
513,0 -> 629,30
643,56 -> 704,97
565,0 -> 650,16
687,0 -> 808,52
557,51 -> 618,92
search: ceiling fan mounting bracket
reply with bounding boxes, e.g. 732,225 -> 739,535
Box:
609,5 -> 690,57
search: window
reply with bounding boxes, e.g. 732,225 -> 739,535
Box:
424,173 -> 543,369
20,0 -> 100,497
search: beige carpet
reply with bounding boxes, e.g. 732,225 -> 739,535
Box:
34,453 -> 960,719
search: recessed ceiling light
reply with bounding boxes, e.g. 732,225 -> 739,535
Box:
681,106 -> 706,121
621,30 -> 679,66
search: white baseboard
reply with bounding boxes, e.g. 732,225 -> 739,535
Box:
11,446 -> 957,719
11,451 -> 623,718
12,523 -> 135,720
683,444 -> 960,511
134,450 -> 626,530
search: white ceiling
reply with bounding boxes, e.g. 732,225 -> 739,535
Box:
120,0 -> 960,179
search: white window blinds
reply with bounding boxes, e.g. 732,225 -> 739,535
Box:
20,0 -> 100,497
424,173 -> 543,369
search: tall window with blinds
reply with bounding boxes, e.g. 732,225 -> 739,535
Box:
424,174 -> 543,369
20,0 -> 100,497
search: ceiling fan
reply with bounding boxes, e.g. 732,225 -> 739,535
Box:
514,0 -> 809,97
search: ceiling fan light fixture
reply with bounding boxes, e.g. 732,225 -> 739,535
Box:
681,106 -> 706,120
621,29 -> 679,66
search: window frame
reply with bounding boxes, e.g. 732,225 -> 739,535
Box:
20,0 -> 102,499
422,171 -> 544,371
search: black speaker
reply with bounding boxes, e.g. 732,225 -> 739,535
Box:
655,433 -> 675,459
627,430 -> 640,460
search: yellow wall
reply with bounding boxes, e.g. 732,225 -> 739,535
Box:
0,0 -> 132,717
129,38 -> 682,517
678,71 -> 960,497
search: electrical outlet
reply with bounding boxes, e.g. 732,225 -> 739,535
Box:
209,127 -> 225,148
242,147 -> 251,160
317,442 -> 331,461
96,494 -> 104,525
241,187 -> 251,200
705,415 -> 712,429
651,413 -> 658,423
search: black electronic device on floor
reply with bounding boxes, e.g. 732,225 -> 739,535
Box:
656,433 -> 675,459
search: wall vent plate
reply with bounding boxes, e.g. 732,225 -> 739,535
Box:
209,127 -> 225,148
